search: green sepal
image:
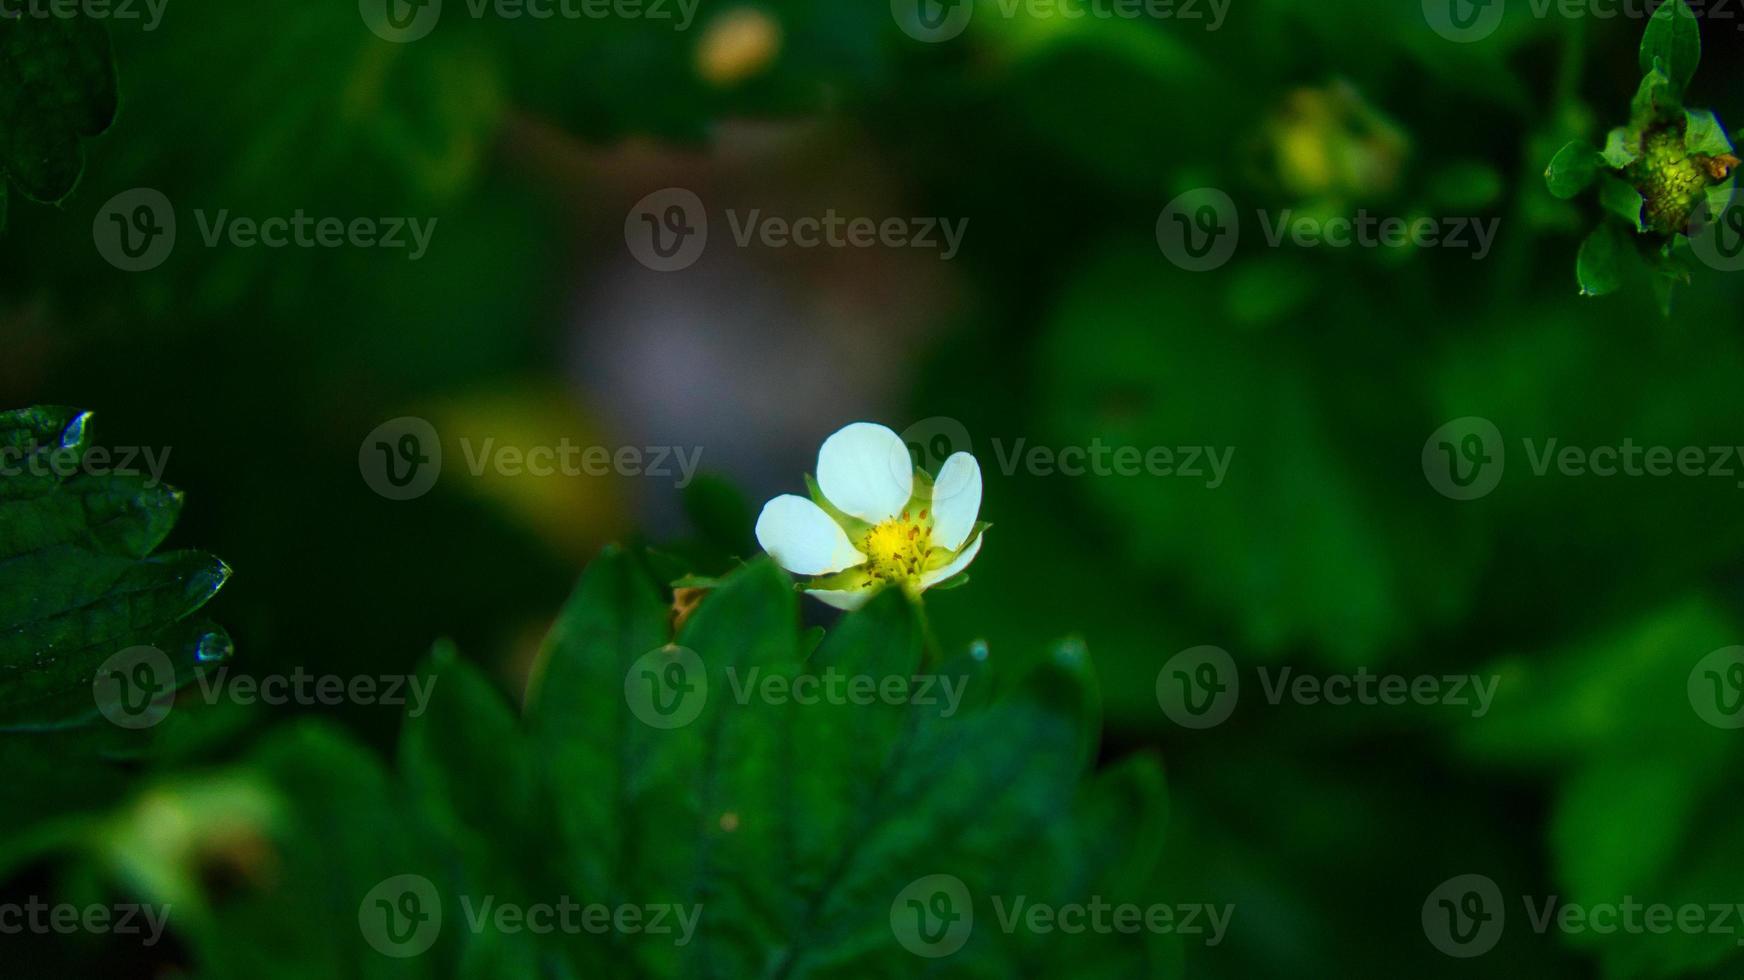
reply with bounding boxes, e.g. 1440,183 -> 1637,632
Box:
1545,141 -> 1602,200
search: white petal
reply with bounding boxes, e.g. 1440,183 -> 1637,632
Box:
755,495 -> 865,576
816,422 -> 914,524
929,452 -> 981,552
920,529 -> 984,590
805,587 -> 876,611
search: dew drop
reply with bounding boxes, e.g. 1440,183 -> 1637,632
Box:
58,411 -> 92,450
195,630 -> 235,663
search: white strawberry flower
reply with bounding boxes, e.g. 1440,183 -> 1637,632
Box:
755,422 -> 986,610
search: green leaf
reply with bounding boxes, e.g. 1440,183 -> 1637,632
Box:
1603,126 -> 1640,169
1683,108 -> 1735,157
1631,67 -> 1682,129
523,545 -> 669,907
0,407 -> 231,731
1460,598 -> 1744,977
1577,224 -> 1629,296
1544,141 -> 1601,200
1037,247 -> 1485,664
0,16 -> 116,203
401,642 -> 538,873
1640,0 -> 1700,96
1597,175 -> 1648,232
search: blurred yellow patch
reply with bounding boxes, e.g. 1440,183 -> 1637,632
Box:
1264,82 -> 1408,202
431,387 -> 629,561
697,8 -> 782,86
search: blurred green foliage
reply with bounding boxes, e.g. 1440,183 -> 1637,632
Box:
6,0 -> 1744,976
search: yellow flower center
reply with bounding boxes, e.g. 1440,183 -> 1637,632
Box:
860,510 -> 935,585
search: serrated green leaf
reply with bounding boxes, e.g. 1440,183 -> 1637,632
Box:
0,407 -> 229,730
1545,141 -> 1601,200
524,545 -> 669,907
0,16 -> 117,204
1641,0 -> 1700,96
